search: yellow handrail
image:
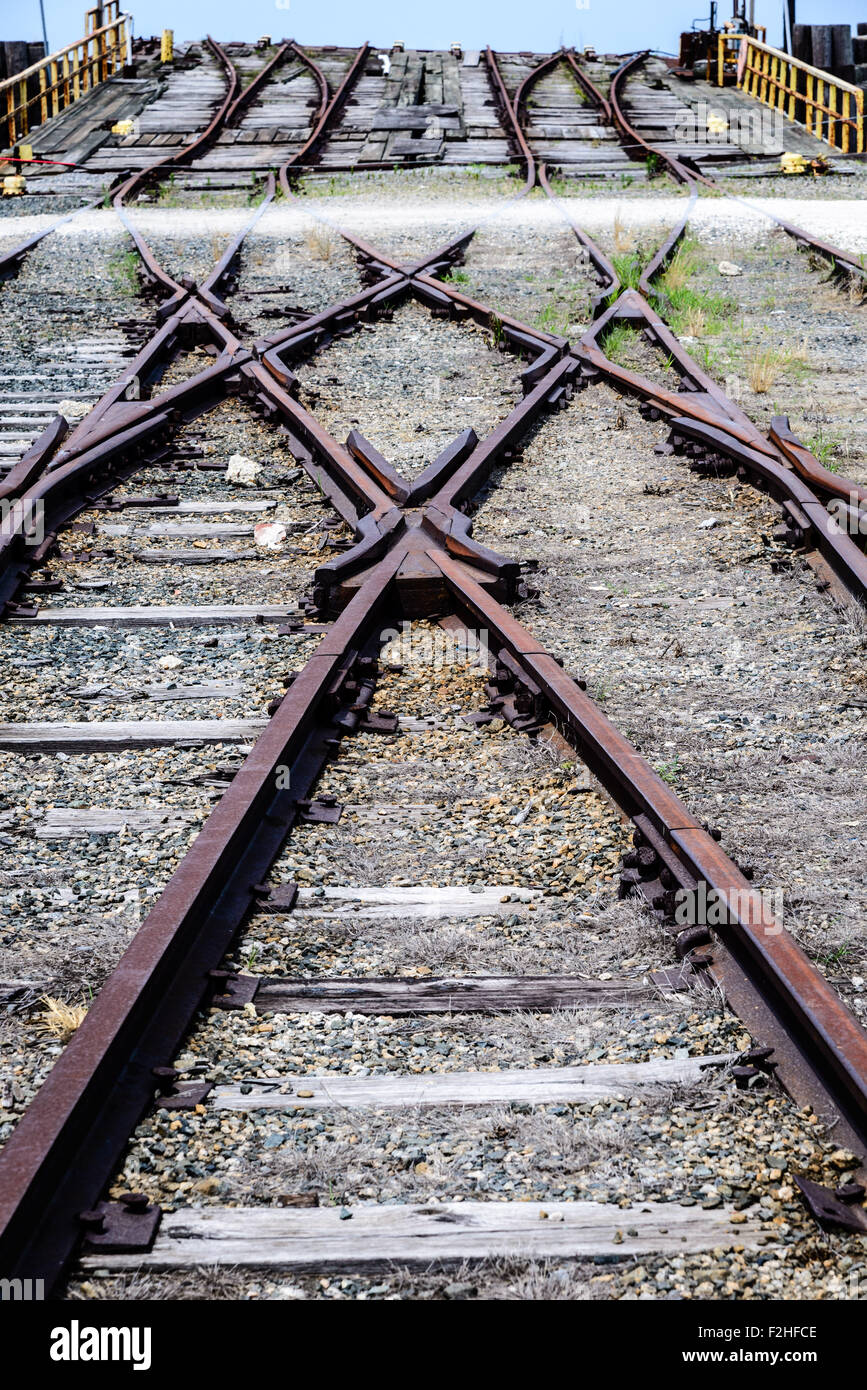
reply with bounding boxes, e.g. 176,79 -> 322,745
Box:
85,3 -> 121,34
718,33 -> 864,154
2,12 -> 131,149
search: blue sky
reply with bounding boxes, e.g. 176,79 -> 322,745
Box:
27,0 -> 867,59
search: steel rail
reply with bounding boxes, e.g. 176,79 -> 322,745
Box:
224,41 -> 293,127
504,52 -> 867,526
113,36 -> 239,208
0,191 -> 124,284
605,51 -> 867,292
637,187 -> 698,304
512,49 -> 564,139
197,171 -> 277,316
562,48 -> 613,124
537,161 -> 621,314
0,46 -> 290,501
2,132 -> 867,1293
608,51 -> 715,187
433,552 -> 867,1158
3,375 -> 867,1286
0,552 -> 403,1290
484,47 -> 536,191
278,42 -> 371,193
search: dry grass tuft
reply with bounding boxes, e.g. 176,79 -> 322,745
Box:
305,226 -> 335,262
661,240 -> 699,292
613,212 -> 637,253
682,304 -> 707,337
747,347 -> 784,393
35,995 -> 87,1042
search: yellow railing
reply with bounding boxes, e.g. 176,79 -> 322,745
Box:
85,3 -> 122,33
2,11 -> 131,149
719,34 -> 864,154
716,29 -> 765,85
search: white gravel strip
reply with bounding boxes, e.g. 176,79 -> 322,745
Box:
4,197 -> 865,255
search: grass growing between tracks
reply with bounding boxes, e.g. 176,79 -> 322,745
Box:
600,321 -> 678,385
107,248 -> 141,295
656,237 -> 737,339
531,268 -> 593,335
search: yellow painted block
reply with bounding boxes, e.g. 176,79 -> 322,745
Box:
111,118 -> 135,136
160,29 -> 174,63
780,151 -> 808,174
2,175 -> 26,196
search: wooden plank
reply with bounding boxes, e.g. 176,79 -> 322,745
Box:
35,807 -> 198,838
79,1198 -> 763,1272
101,500 -> 278,515
253,974 -> 655,1015
211,1054 -> 734,1111
0,720 -> 268,752
11,604 -> 295,627
291,884 -> 545,919
100,523 -> 256,537
388,136 -> 444,156
129,548 -> 259,564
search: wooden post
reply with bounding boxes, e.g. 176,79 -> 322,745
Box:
18,77 -> 28,136
49,58 -> 59,116
816,78 -> 824,143
787,60 -> 795,119
38,66 -> 48,123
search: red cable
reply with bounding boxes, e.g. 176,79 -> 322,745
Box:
2,156 -> 86,169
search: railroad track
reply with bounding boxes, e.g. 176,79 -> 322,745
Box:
0,40 -> 866,1301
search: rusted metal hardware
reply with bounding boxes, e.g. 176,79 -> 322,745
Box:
152,1066 -> 212,1111
769,415 -> 867,511
78,1198 -> 161,1255
113,35 -> 239,209
225,42 -> 292,127
432,554 -> 867,1160
208,971 -> 261,1010
638,188 -> 699,307
793,1176 -> 867,1235
0,417 -> 68,503
1,56 -> 867,1290
0,191 -> 126,284
197,172 -> 277,318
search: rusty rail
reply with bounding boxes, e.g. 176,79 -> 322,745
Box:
1,41 -> 867,1295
